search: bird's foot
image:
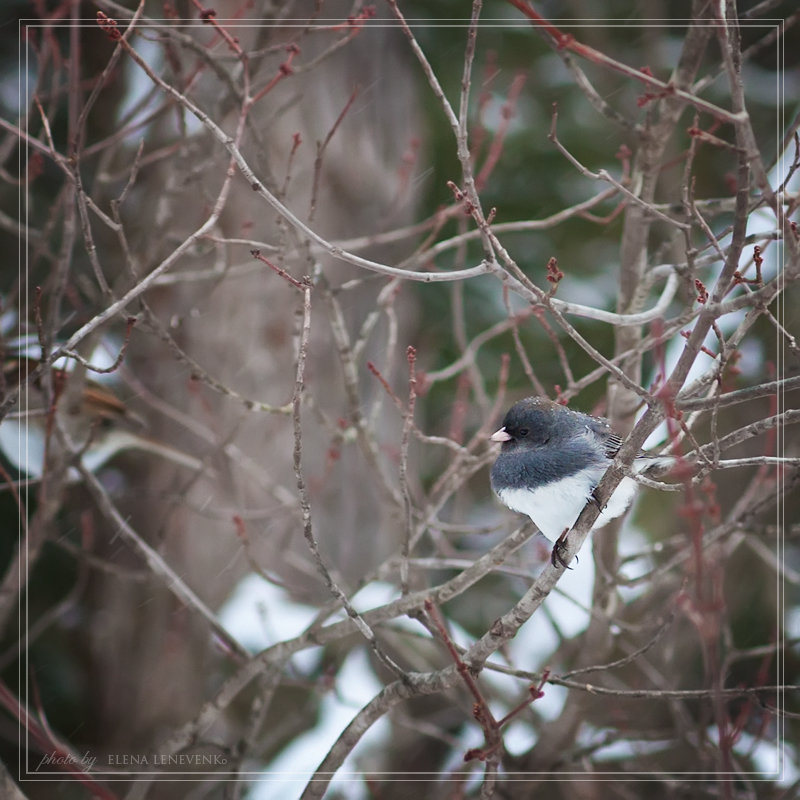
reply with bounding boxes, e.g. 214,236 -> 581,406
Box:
589,488 -> 604,510
551,528 -> 576,569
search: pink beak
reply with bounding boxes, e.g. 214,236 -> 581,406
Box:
490,427 -> 512,443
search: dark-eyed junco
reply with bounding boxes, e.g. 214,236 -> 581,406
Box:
490,396 -> 671,567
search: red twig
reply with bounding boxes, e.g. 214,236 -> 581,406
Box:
367,361 -> 404,411
733,245 -> 764,286
446,180 -> 475,216
506,0 -> 741,124
280,131 -> 303,197
309,85 -> 360,221
425,598 -> 547,763
679,330 -> 716,359
687,125 -> 740,152
189,0 -> 244,56
250,44 -> 300,105
326,6 -> 376,33
496,671 -> 549,728
475,72 -> 526,191
251,249 -> 307,290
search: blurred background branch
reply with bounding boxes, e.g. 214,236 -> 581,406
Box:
0,1 -> 796,798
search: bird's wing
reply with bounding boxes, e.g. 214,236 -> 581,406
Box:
581,415 -> 622,459
600,428 -> 666,465
602,431 -> 624,459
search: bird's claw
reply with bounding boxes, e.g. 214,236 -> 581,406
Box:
551,529 -> 575,569
589,488 -> 604,510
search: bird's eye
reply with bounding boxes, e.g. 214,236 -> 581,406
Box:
518,428 -> 529,437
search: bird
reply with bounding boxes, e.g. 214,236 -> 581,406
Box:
489,396 -> 671,568
0,357 -> 206,481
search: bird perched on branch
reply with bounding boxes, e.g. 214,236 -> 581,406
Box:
0,357 -> 202,481
490,396 -> 672,568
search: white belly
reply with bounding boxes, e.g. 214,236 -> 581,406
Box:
496,472 -> 639,541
